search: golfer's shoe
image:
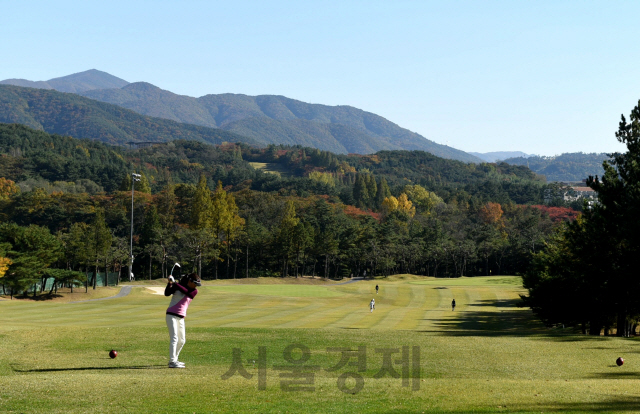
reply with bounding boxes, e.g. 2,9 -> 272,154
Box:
168,362 -> 185,368
177,361 -> 185,367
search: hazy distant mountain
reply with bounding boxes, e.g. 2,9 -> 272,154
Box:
0,85 -> 258,147
81,81 -> 481,161
2,70 -> 482,161
502,153 -> 609,182
0,69 -> 129,93
469,151 -> 532,163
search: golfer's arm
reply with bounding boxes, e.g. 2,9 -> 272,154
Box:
174,283 -> 198,299
164,283 -> 176,296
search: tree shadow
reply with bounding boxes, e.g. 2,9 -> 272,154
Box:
421,298 -> 556,337
12,365 -> 166,373
512,396 -> 640,412
589,371 -> 640,379
13,294 -> 64,301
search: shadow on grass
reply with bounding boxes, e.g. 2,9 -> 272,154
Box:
513,396 -> 640,412
420,298 -> 549,337
422,298 -> 633,342
589,371 -> 640,379
12,365 -> 166,373
12,294 -> 64,301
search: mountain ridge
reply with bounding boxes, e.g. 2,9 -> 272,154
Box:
0,85 -> 259,147
1,70 -> 481,161
0,69 -> 129,93
83,83 -> 481,161
470,151 -> 533,163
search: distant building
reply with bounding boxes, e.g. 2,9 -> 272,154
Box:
566,186 -> 597,202
543,185 -> 598,204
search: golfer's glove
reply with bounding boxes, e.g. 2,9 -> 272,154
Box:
168,276 -> 175,283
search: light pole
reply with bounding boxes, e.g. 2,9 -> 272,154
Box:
130,173 -> 141,281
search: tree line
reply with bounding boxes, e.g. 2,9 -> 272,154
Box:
0,123 -> 577,297
523,100 -> 640,336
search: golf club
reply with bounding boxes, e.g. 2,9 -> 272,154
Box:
170,263 -> 181,278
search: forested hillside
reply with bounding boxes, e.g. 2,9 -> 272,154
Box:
0,85 -> 258,147
80,81 -> 481,161
0,122 -> 548,207
502,153 -> 609,182
1,70 -> 483,161
0,122 -> 576,296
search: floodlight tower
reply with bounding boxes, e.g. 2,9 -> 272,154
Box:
130,173 -> 141,281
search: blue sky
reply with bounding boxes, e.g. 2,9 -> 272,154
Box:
1,0 -> 638,156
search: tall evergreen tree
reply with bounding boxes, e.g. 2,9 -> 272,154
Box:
353,174 -> 369,208
376,177 -> 392,208
89,208 -> 112,289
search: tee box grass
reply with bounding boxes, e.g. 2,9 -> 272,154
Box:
1,275 -> 639,413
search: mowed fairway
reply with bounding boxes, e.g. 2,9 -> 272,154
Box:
1,275 -> 639,413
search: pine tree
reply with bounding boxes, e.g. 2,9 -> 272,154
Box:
366,175 -> 377,205
277,200 -> 300,277
119,174 -> 132,191
376,177 -> 392,208
89,209 -> 112,289
137,173 -> 152,194
353,174 -> 369,208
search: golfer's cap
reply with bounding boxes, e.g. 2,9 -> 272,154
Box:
189,274 -> 202,286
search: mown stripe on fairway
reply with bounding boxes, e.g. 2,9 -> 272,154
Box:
187,296 -> 252,327
320,298 -> 372,329
361,284 -> 412,329
413,285 -> 443,331
212,296 -> 289,327
206,285 -> 343,298
231,299 -> 319,328
394,284 -> 428,330
345,284 -> 405,329
293,299 -> 362,328
417,285 -> 453,332
275,298 -> 346,329
463,285 -> 481,310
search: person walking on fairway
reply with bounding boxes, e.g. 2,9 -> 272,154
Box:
375,284 -> 379,294
370,298 -> 375,312
451,298 -> 456,311
165,273 -> 201,368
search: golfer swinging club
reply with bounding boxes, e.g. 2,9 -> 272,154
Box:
165,272 -> 201,368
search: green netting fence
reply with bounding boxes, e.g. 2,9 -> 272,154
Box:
28,272 -> 121,293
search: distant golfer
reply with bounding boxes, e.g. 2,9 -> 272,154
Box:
451,298 -> 456,311
370,298 -> 375,312
165,273 -> 201,368
375,284 -> 379,294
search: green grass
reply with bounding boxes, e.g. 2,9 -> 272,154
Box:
248,162 -> 291,177
208,284 -> 345,298
1,275 -> 639,413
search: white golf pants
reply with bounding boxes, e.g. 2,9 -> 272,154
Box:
166,314 -> 186,363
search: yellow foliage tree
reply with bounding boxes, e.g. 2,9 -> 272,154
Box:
0,257 -> 12,278
396,193 -> 416,217
403,184 -> 443,213
0,177 -> 19,200
381,196 -> 399,216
